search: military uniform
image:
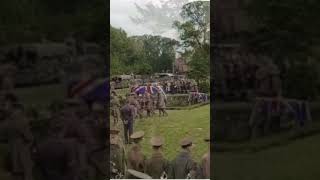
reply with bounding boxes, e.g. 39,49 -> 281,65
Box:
87,103 -> 109,179
157,93 -> 167,116
145,137 -> 170,179
127,131 -> 146,177
5,104 -> 34,180
170,138 -> 198,179
110,128 -> 126,179
36,135 -> 78,180
110,95 -> 121,124
144,94 -> 153,117
198,137 -> 210,179
120,102 -> 135,144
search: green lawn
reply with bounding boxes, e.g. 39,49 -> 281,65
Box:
214,134 -> 320,180
124,105 -> 210,162
14,84 -> 64,109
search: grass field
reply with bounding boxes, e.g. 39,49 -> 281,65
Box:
14,84 -> 64,109
214,134 -> 320,180
114,105 -> 211,162
4,85 -> 320,180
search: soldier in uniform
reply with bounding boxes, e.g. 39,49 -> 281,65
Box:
137,94 -> 144,119
110,91 -> 121,125
157,92 -> 168,117
87,102 -> 108,179
134,94 -> 143,119
145,136 -> 170,179
145,93 -> 154,117
127,131 -> 146,177
198,137 -> 210,179
170,137 -> 198,179
110,128 -> 126,179
130,94 -> 141,119
120,99 -> 135,144
36,112 -> 78,180
62,99 -> 91,179
5,103 -> 34,180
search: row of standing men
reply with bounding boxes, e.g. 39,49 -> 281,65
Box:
111,129 -> 210,179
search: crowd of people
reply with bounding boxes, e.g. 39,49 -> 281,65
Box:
218,53 -> 281,99
0,93 -> 108,180
110,89 -> 211,179
110,129 -> 210,179
0,64 -> 108,180
111,91 -> 168,125
158,79 -> 198,94
129,78 -> 199,95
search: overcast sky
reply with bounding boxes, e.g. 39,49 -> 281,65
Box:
110,0 -> 209,40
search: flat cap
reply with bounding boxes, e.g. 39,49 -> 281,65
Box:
180,137 -> 192,146
130,131 -> 145,139
150,136 -> 164,147
127,169 -> 152,179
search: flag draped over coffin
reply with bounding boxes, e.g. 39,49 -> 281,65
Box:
133,85 -> 166,97
68,78 -> 109,103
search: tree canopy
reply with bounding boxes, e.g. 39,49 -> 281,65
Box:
173,1 -> 210,82
110,26 -> 178,76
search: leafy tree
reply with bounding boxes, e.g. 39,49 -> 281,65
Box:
244,0 -> 320,98
173,1 -> 210,49
244,0 -> 320,63
173,1 -> 210,81
110,26 -> 177,76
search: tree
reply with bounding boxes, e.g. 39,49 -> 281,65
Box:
244,0 -> 320,98
110,26 -> 178,76
173,1 -> 210,49
244,0 -> 320,63
173,1 -> 210,81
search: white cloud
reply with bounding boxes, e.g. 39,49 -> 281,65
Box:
110,0 -> 210,39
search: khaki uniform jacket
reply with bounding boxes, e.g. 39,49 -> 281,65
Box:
170,150 -> 198,179
127,144 -> 146,173
145,151 -> 170,179
199,152 -> 210,179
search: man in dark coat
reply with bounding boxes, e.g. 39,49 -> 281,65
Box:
120,100 -> 135,144
170,137 -> 198,179
144,136 -> 170,179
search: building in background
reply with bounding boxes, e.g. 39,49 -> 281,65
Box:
174,57 -> 188,75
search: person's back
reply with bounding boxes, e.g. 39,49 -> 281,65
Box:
36,136 -> 77,180
171,150 -> 194,178
145,150 -> 169,178
127,144 -> 145,172
120,104 -> 133,121
170,138 -> 198,179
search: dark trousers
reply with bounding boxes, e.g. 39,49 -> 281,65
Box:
123,120 -> 133,144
